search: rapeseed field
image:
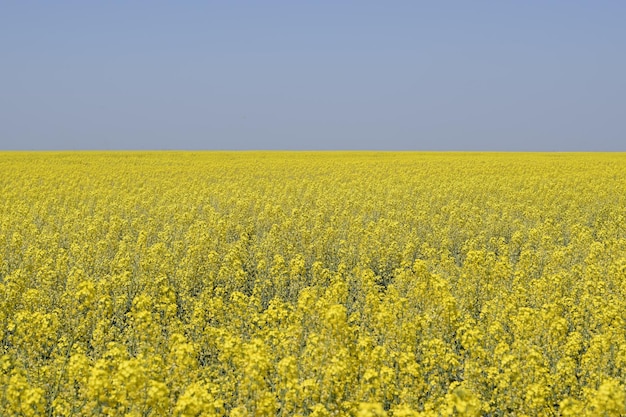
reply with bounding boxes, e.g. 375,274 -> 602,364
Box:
1,151 -> 625,416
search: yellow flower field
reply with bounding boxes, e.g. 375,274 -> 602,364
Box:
1,151 -> 626,416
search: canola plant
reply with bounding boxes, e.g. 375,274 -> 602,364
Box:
1,151 -> 626,416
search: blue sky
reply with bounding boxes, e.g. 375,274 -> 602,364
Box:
1,1 -> 625,150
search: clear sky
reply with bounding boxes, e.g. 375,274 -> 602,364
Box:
2,1 -> 625,151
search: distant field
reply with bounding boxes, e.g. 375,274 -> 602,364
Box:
1,152 -> 626,416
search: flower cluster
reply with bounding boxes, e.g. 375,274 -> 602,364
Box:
1,151 -> 626,415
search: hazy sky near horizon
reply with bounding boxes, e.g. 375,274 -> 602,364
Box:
2,2 -> 625,151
